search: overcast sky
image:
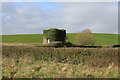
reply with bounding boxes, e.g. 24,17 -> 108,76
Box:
2,2 -> 118,35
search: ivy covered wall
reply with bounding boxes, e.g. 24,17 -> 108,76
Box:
43,28 -> 66,43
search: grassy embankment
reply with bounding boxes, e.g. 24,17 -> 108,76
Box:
2,33 -> 118,46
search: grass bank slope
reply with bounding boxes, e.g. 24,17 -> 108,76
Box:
2,34 -> 43,43
2,33 -> 118,46
66,33 -> 118,46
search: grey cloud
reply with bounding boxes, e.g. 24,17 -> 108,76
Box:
2,2 -> 118,35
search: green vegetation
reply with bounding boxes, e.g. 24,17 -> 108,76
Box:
2,45 -> 118,78
2,33 -> 118,46
43,28 -> 66,42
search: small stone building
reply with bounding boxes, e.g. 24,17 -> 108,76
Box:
43,28 -> 66,44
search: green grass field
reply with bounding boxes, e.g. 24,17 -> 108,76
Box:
2,33 -> 118,46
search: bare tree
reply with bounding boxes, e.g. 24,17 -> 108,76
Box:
82,29 -> 92,33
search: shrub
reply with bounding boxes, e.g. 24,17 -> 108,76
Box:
74,29 -> 94,46
64,42 -> 73,47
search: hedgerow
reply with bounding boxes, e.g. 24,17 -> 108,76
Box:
2,46 -> 118,68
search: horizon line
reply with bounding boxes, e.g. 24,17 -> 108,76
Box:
0,32 -> 119,35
